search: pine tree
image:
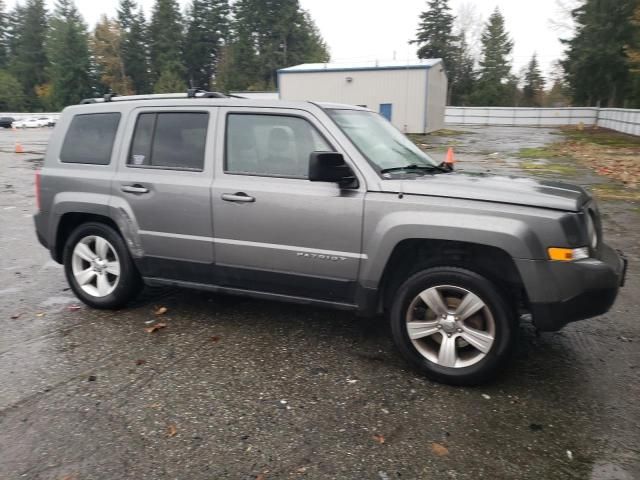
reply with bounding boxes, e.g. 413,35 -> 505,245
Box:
0,1 -> 9,68
228,0 -> 329,90
149,0 -> 184,88
562,0 -> 636,107
47,0 -> 93,109
0,69 -> 26,110
450,33 -> 475,105
9,0 -> 48,108
118,0 -> 150,94
411,0 -> 457,62
184,0 -> 229,90
522,54 -> 546,106
471,8 -> 514,106
92,15 -> 133,95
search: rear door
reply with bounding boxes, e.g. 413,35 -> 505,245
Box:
211,107 -> 366,304
111,107 -> 216,283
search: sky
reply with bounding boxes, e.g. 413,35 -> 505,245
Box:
6,0 -> 570,78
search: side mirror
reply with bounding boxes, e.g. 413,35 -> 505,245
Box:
308,152 -> 358,187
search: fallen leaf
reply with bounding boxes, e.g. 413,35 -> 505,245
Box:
67,304 -> 81,312
155,306 -> 168,315
10,313 -> 21,319
146,403 -> 161,409
210,335 -> 221,343
431,442 -> 449,457
256,475 -> 266,480
372,433 -> 385,444
167,424 -> 177,437
36,312 -> 45,317
136,359 -> 146,366
295,466 -> 307,473
59,474 -> 78,480
145,322 -> 167,333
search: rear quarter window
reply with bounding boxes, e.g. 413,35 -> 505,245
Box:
60,113 -> 121,165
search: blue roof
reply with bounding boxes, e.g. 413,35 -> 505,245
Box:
278,59 -> 443,74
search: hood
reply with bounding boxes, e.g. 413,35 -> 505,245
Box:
378,172 -> 590,212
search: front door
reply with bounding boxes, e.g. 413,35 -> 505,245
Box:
211,107 -> 365,303
379,103 -> 393,122
111,108 -> 215,282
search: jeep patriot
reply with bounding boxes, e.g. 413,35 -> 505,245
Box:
33,91 -> 627,384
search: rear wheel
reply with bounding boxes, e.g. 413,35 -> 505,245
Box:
390,267 -> 516,385
63,222 -> 142,309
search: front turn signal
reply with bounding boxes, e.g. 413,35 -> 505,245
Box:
548,247 -> 590,261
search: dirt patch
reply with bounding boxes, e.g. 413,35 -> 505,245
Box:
517,126 -> 640,190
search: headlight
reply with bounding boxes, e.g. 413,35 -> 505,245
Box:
586,211 -> 598,250
548,247 -> 590,261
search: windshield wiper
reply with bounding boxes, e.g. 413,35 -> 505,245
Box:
380,164 -> 449,174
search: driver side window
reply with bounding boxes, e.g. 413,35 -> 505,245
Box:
225,113 -> 332,179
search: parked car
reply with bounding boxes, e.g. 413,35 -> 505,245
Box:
13,118 -> 48,128
37,117 -> 56,127
33,91 -> 627,385
0,116 -> 15,128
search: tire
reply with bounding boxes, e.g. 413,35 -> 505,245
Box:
63,222 -> 142,309
390,266 -> 516,386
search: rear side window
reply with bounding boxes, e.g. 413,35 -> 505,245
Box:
128,112 -> 208,171
60,113 -> 121,165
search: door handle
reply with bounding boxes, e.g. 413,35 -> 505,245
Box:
121,184 -> 150,194
221,192 -> 255,203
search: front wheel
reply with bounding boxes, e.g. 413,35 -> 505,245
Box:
390,267 -> 516,385
63,222 -> 142,309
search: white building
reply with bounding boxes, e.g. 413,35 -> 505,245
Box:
278,59 -> 447,133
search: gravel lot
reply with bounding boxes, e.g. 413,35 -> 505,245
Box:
0,126 -> 638,480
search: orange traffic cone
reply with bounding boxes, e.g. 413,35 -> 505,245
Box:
15,142 -> 24,154
445,147 -> 456,165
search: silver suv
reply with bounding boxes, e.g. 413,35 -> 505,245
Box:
34,91 -> 627,385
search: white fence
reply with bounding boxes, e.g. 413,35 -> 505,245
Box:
445,107 -> 640,136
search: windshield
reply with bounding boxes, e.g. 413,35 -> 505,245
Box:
327,109 -> 439,172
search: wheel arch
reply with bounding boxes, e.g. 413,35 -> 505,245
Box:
377,238 -> 528,313
53,212 -> 120,263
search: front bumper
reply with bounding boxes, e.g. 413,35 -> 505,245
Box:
528,244 -> 627,331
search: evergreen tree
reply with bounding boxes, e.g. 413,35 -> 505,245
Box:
412,0 -> 457,62
227,0 -> 329,90
149,0 -> 184,88
9,0 -> 48,108
0,1 -> 9,68
562,0 -> 636,107
522,53 -> 546,106
0,69 -> 26,109
154,69 -> 186,93
449,32 -> 475,105
184,0 -> 229,90
471,8 -> 514,106
47,0 -> 93,109
92,15 -> 133,95
118,0 -> 150,94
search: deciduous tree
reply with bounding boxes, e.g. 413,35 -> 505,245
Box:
92,15 -> 133,95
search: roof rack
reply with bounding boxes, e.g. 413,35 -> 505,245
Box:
80,89 -> 242,105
